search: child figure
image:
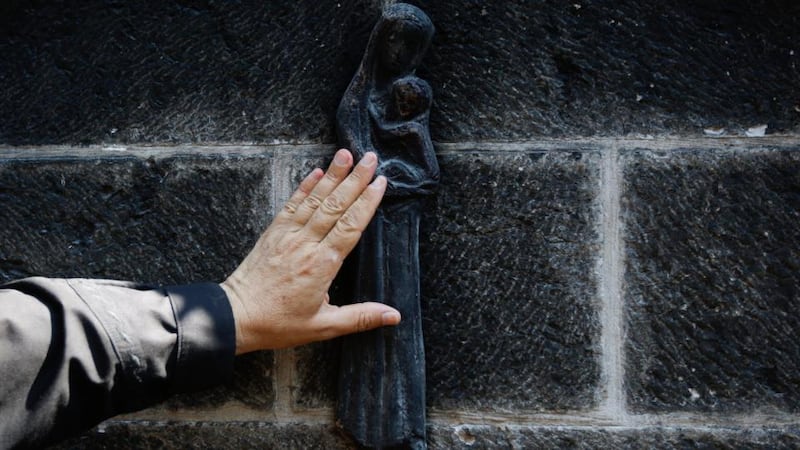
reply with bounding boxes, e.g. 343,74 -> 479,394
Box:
388,75 -> 432,122
369,75 -> 438,196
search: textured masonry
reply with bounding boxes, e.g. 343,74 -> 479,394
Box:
1,0 -> 800,448
623,148 -> 800,413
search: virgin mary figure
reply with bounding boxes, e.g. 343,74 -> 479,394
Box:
335,4 -> 437,449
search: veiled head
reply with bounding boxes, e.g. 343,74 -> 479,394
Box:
373,4 -> 434,76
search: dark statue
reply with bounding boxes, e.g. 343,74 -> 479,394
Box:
335,3 -> 437,449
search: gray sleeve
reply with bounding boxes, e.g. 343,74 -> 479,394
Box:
0,277 -> 235,449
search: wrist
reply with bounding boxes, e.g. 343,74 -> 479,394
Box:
220,279 -> 252,355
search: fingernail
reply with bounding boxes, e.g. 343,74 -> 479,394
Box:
370,175 -> 387,189
334,149 -> 349,165
382,311 -> 401,326
307,168 -> 323,180
359,152 -> 376,166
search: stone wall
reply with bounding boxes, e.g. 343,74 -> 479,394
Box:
1,0 -> 799,448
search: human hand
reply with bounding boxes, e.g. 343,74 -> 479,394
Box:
220,149 -> 399,355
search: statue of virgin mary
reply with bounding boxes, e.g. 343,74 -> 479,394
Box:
336,4 -> 437,449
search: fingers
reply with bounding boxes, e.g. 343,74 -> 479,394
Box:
291,149 -> 354,226
275,168 -> 324,222
321,175 -> 386,254
317,302 -> 401,340
303,152 -> 378,239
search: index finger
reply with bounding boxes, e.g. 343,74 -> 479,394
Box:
303,152 -> 378,240
291,149 -> 355,226
321,175 -> 387,255
273,168 -> 324,224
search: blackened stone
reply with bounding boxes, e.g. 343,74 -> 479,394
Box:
427,424 -> 800,450
0,153 -> 276,410
157,350 -> 274,411
4,2 -> 799,145
52,422 -> 353,450
295,340 -> 340,409
408,0 -> 800,139
421,151 -> 601,410
0,1 -> 380,145
295,150 -> 603,411
622,148 -> 800,412
0,154 -> 270,283
52,422 -> 800,449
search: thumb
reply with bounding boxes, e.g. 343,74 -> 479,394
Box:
319,302 -> 401,339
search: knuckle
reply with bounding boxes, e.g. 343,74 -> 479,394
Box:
356,311 -> 373,333
312,246 -> 340,267
298,257 -> 317,276
302,194 -> 323,211
283,201 -> 299,214
336,211 -> 361,234
321,195 -> 346,215
324,170 -> 342,183
321,245 -> 339,262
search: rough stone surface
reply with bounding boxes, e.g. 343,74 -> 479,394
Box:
427,424 -> 800,450
156,350 -> 274,411
0,154 -> 270,283
421,151 -> 601,411
53,422 -> 800,449
3,1 -> 799,145
0,1 -> 380,145
295,339 -> 339,409
622,147 -> 800,412
410,0 -> 800,139
295,150 -> 602,411
0,153 -> 276,410
52,422 -> 354,450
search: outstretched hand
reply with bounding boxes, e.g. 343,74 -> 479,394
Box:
220,149 -> 398,355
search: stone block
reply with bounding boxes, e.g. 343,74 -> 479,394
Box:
0,153 -> 276,411
0,1 -> 380,145
156,350 -> 274,412
53,422 -> 800,449
0,154 -> 271,283
622,147 -> 800,412
408,0 -> 800,139
427,424 -> 800,450
295,340 -> 339,409
4,1 -> 798,145
421,151 -> 601,411
295,150 -> 602,411
53,422 -> 353,450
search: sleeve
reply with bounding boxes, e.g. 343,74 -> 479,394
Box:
0,277 -> 236,449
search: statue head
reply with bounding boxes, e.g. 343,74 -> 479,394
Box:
391,75 -> 432,120
373,3 -> 434,77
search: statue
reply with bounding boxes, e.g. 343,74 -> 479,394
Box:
335,4 -> 437,449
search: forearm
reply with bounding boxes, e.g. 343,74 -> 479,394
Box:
0,278 -> 235,449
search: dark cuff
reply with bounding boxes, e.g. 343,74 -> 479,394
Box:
165,283 -> 236,393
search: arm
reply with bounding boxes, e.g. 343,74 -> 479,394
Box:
0,149 -> 395,447
0,278 -> 234,448
374,121 -> 424,138
373,121 -> 440,194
